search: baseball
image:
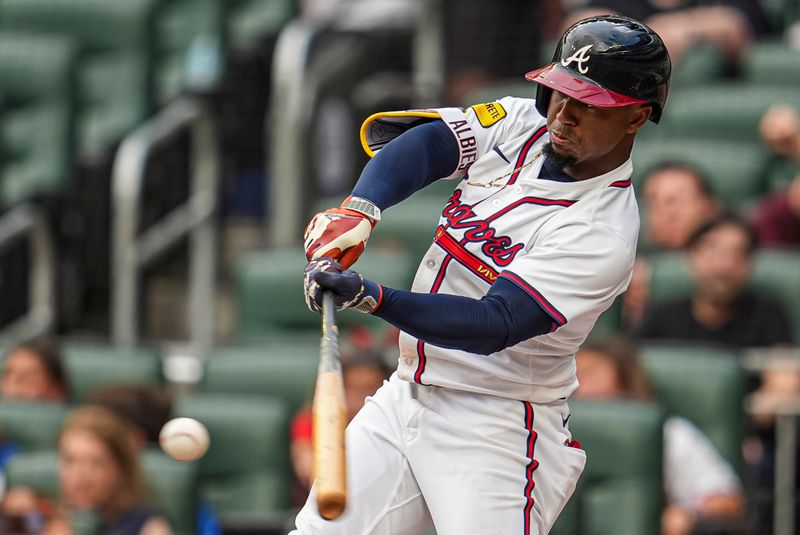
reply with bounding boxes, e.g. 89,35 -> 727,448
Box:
159,417 -> 210,462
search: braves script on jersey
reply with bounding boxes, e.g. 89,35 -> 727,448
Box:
363,96 -> 639,403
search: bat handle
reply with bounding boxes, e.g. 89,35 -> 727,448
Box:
315,290 -> 347,519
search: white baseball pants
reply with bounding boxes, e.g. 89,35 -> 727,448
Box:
289,372 -> 585,535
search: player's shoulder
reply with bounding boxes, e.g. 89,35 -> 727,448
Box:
466,96 -> 545,135
587,183 -> 640,250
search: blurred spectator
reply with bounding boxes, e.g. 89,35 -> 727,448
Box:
1,339 -> 69,479
1,406 -> 172,535
1,339 -> 68,403
562,0 -> 768,68
622,163 -> 721,329
84,385 -> 219,535
637,214 -> 794,348
575,337 -> 745,535
290,347 -> 392,506
752,104 -> 800,247
642,162 -> 722,252
86,384 -> 173,448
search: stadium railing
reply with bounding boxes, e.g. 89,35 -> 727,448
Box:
111,98 -> 219,353
0,204 -> 54,347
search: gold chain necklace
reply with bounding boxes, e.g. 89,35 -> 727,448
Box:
466,149 -> 544,188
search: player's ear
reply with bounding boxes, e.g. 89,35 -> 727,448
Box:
626,105 -> 652,133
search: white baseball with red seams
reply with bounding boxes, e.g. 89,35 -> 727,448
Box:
159,417 -> 210,462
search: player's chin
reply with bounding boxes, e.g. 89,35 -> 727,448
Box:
543,141 -> 579,168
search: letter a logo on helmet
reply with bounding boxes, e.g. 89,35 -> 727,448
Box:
525,15 -> 671,123
560,44 -> 593,75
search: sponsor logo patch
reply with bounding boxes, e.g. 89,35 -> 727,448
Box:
471,102 -> 507,128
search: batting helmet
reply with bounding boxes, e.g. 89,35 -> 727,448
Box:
526,15 -> 671,123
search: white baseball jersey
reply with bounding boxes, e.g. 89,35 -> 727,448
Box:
362,96 -> 640,403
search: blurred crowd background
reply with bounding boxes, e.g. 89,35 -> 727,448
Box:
0,0 -> 799,534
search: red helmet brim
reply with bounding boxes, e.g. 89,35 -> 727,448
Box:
525,64 -> 647,107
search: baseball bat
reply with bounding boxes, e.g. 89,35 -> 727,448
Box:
312,292 -> 347,520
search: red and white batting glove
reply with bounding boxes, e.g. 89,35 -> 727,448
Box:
303,196 -> 380,269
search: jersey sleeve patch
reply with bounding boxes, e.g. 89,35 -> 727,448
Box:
470,102 -> 507,128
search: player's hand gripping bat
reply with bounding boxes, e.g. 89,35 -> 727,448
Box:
312,292 -> 347,520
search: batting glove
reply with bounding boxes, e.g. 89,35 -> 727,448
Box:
303,196 -> 380,270
304,259 -> 382,314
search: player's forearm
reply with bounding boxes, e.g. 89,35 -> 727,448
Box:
367,278 -> 555,355
351,120 -> 458,210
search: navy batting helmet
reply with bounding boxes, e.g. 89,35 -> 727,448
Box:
526,15 -> 671,123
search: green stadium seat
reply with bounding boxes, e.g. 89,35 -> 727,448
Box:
5,448 -> 198,535
0,0 -> 158,155
639,344 -> 744,469
62,344 -> 162,403
670,44 -> 726,88
751,250 -> 800,341
202,341 -> 319,413
172,393 -> 292,520
0,401 -> 67,451
4,449 -> 59,498
659,84 -> 800,145
744,42 -> 800,88
553,399 -> 664,535
758,0 -> 800,33
373,194 -> 450,259
645,251 -> 692,302
141,448 -> 198,535
153,0 -> 224,102
631,139 -> 769,209
0,32 -> 77,203
646,250 -> 800,341
235,246 -> 416,336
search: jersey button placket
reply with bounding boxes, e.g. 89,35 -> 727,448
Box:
426,259 -> 436,269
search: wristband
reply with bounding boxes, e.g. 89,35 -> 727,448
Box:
342,195 -> 382,222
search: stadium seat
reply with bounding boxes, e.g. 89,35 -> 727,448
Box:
553,399 -> 664,535
141,448 -> 199,535
0,401 -> 67,451
670,44 -> 726,88
659,84 -> 800,145
62,343 -> 162,403
153,0 -> 224,102
631,139 -> 769,209
646,250 -> 800,341
172,393 -> 292,520
3,450 -> 59,498
744,42 -> 800,88
0,0 -> 158,155
639,344 -> 744,469
4,448 -> 197,535
0,32 -> 77,203
758,0 -> 800,33
202,340 -> 319,413
235,246 -> 416,336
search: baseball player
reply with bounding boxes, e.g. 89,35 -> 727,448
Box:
295,15 -> 671,535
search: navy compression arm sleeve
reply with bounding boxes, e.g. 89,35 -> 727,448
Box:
351,120 -> 459,210
367,277 -> 557,355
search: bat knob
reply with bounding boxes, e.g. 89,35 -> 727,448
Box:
318,493 -> 346,520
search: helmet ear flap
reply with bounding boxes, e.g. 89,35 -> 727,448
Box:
535,84 -> 552,119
